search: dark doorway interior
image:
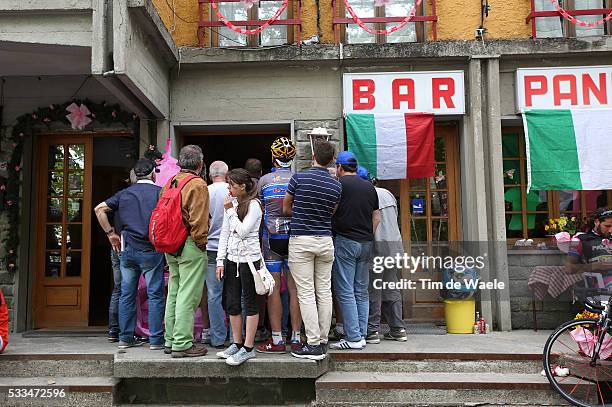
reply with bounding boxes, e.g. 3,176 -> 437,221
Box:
89,136 -> 136,326
183,133 -> 286,176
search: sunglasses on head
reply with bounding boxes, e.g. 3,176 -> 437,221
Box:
598,210 -> 612,220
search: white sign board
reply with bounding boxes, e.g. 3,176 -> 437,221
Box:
343,71 -> 465,115
516,66 -> 612,111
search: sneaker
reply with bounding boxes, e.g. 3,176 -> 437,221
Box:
329,339 -> 363,350
256,338 -> 286,354
108,332 -> 119,343
164,346 -> 172,355
255,327 -> 269,342
329,327 -> 345,341
291,343 -> 326,361
383,328 -> 408,342
366,332 -> 380,344
171,343 -> 208,358
118,340 -> 145,349
361,338 -> 367,348
216,343 -> 240,359
290,340 -> 303,352
226,347 -> 256,366
201,329 -> 211,345
149,344 -> 164,350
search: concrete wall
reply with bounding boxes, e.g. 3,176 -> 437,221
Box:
170,64 -> 343,122
113,0 -> 172,118
508,251 -> 576,330
154,0 -> 536,46
0,11 -> 92,47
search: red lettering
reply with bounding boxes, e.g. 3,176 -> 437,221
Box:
392,79 -> 415,110
553,74 -> 578,106
524,75 -> 548,107
352,79 -> 375,110
432,78 -> 455,109
582,73 -> 607,106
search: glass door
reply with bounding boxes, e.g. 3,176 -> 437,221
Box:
34,136 -> 92,328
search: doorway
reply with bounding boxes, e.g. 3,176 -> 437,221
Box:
182,129 -> 289,175
376,124 -> 461,322
33,133 -> 135,329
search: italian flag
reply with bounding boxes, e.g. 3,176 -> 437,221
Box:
523,109 -> 612,191
345,113 -> 435,180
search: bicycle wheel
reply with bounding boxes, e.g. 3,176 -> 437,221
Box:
544,318 -> 612,407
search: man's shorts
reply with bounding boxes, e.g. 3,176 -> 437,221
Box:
263,238 -> 289,273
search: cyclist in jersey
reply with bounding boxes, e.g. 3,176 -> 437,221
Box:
567,208 -> 612,280
256,137 -> 303,353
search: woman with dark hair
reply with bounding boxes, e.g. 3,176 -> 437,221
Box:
215,169 -> 263,366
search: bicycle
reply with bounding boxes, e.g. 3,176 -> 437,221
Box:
543,293 -> 612,406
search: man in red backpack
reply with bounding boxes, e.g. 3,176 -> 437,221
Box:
160,145 -> 210,358
0,288 -> 8,353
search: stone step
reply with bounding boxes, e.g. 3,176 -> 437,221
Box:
0,376 -> 118,406
315,372 -> 568,406
0,354 -> 113,378
330,351 -> 542,374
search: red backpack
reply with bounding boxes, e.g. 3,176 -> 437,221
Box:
149,175 -> 197,253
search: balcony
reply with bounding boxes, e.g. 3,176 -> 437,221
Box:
526,0 -> 612,39
198,0 -> 302,47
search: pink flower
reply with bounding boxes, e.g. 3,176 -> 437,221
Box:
6,200 -> 14,206
65,103 -> 92,130
111,111 -> 117,118
0,185 -> 5,191
32,113 -> 37,119
8,263 -> 15,269
14,166 -> 20,172
42,117 -> 51,123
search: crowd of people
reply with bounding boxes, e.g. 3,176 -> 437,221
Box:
94,131 -> 409,366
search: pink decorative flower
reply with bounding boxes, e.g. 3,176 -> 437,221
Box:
8,263 -> 15,269
14,166 -> 20,172
6,200 -> 14,206
111,111 -> 117,118
65,103 -> 92,130
42,117 -> 51,123
0,185 -> 5,191
32,113 -> 37,119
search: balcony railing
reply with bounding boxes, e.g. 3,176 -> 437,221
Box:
526,0 -> 612,39
198,0 -> 302,47
332,0 -> 438,44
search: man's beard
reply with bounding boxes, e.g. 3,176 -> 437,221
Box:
595,224 -> 612,239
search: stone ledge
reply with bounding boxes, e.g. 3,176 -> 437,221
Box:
113,354 -> 329,379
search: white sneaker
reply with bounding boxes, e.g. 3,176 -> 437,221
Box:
216,343 -> 240,359
361,338 -> 367,348
226,347 -> 256,366
329,339 -> 363,350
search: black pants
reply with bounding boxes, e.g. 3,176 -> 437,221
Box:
223,260 -> 260,317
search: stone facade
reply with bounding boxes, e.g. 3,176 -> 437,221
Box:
508,250 -> 579,330
294,119 -> 342,171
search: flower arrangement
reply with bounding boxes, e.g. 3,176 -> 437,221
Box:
544,216 -> 581,236
575,310 -> 600,320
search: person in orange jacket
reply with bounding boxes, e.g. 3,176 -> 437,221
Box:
0,289 -> 8,353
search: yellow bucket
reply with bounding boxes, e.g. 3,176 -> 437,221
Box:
444,299 -> 475,334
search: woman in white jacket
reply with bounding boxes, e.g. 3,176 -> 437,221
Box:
215,168 -> 263,366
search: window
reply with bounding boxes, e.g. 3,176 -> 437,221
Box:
204,0 -> 294,47
530,0 -> 611,39
502,128 -> 612,241
337,0 -> 433,44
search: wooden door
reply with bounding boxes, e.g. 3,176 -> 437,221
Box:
33,135 -> 93,328
377,124 -> 460,322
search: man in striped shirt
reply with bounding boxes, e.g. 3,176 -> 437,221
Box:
283,140 -> 341,360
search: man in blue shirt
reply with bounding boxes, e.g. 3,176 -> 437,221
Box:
284,139 -> 342,360
330,152 -> 380,351
94,159 -> 165,350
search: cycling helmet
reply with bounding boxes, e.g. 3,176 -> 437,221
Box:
271,137 -> 296,167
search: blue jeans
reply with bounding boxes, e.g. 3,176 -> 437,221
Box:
108,251 -> 121,337
119,246 -> 165,345
206,251 -> 227,347
332,235 -> 373,342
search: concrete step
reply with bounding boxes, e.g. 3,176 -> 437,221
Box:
330,355 -> 542,374
0,376 -> 117,406
315,372 -> 568,406
0,354 -> 113,377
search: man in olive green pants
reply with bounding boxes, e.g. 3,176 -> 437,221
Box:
162,145 -> 211,358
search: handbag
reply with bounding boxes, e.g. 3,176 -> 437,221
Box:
246,255 -> 276,296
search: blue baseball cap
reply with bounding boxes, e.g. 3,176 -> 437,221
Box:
356,166 -> 370,181
336,151 -> 357,165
